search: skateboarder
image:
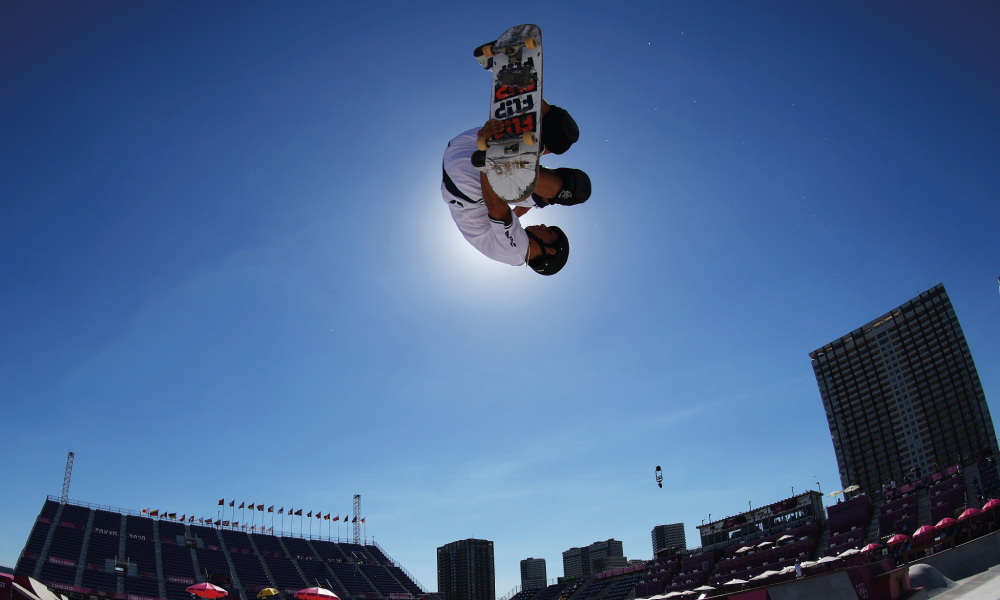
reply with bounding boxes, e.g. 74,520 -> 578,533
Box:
441,102 -> 590,275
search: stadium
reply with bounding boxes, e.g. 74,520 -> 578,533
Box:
11,493 -> 431,600
8,450 -> 1000,600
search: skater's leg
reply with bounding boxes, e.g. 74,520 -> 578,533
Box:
533,167 -> 591,206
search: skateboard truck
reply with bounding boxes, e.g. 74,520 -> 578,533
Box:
476,131 -> 537,151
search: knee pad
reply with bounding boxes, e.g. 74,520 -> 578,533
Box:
553,168 -> 591,205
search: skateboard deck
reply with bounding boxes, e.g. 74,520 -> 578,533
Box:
472,24 -> 542,203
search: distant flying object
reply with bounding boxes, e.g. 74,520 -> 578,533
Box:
655,465 -> 663,488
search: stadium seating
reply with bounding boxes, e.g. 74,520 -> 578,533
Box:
826,496 -> 871,537
359,564 -> 407,596
506,587 -> 540,600
327,562 -> 377,596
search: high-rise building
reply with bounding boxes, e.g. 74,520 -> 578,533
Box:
561,539 -> 624,578
651,523 -> 686,554
519,558 -> 546,589
809,284 -> 998,497
437,539 -> 495,600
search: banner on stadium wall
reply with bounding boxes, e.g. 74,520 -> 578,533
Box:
167,577 -> 194,585
0,573 -> 12,600
48,556 -> 75,568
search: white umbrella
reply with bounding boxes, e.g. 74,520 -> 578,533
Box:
778,566 -> 797,575
800,561 -> 817,567
844,485 -> 860,493
691,586 -> 715,592
757,541 -> 774,547
838,548 -> 860,557
660,594 -> 680,599
676,593 -> 695,597
724,579 -> 748,586
750,571 -> 779,581
777,535 -> 794,542
817,556 -> 839,563
826,490 -> 843,497
735,546 -> 753,553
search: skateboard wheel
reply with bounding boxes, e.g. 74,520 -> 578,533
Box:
523,131 -> 537,146
482,44 -> 494,58
525,37 -> 536,50
477,136 -> 489,151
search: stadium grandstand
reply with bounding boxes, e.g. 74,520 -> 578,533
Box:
502,458 -> 999,600
15,455 -> 1000,600
14,498 -> 432,600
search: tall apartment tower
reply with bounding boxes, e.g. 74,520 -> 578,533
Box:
437,539 -> 495,600
651,523 -> 686,555
520,558 -> 547,589
809,284 -> 998,497
562,539 -> 624,578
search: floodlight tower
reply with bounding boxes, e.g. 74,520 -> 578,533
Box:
61,452 -> 75,503
353,494 -> 361,544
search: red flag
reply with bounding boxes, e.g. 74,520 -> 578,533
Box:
238,502 -> 245,509
179,515 -> 185,521
323,514 -> 330,521
307,511 -> 312,518
268,506 -> 274,513
256,504 -> 263,511
316,512 -> 321,519
189,516 -> 195,522
150,510 -> 159,517
332,515 -> 339,522
361,517 -> 365,523
218,499 -> 224,506
206,519 -> 213,525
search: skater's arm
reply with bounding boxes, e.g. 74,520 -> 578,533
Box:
514,206 -> 531,217
481,172 -> 512,226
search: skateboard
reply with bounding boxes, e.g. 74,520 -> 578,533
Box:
472,24 -> 542,203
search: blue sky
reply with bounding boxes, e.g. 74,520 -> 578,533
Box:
2,1 -> 999,595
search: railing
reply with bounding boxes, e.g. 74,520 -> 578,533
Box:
370,539 -> 430,593
45,496 -> 362,542
497,578 -> 563,600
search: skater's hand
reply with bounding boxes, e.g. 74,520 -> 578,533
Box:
479,119 -> 505,139
514,206 -> 531,217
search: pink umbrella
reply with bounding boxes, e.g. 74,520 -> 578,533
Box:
187,583 -> 227,599
861,543 -> 879,553
982,499 -> 1000,511
913,525 -> 935,538
935,518 -> 958,529
296,589 -> 339,600
887,534 -> 910,545
959,508 -> 982,521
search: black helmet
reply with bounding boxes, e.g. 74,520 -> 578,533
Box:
541,105 -> 579,155
526,226 -> 570,276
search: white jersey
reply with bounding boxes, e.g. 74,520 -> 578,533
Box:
441,128 -> 543,267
